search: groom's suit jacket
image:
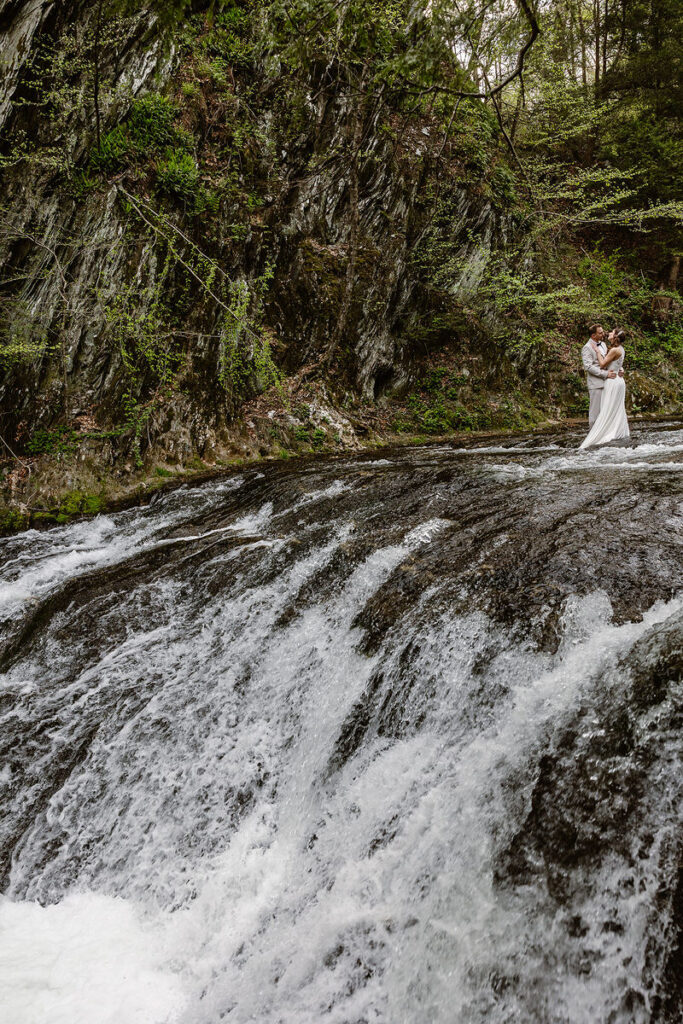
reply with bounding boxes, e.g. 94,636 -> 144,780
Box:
581,340 -> 608,390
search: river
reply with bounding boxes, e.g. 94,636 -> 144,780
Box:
1,421 -> 681,1023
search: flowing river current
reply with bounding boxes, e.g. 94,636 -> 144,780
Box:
1,422 -> 682,1024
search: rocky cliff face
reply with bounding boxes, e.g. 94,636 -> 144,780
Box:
0,2 -> 516,441
0,1 -> 678,526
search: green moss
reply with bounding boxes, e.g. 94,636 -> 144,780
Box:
0,489 -> 107,535
54,490 -> 105,521
0,508 -> 29,534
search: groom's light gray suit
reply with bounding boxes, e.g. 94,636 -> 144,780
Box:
582,339 -> 608,426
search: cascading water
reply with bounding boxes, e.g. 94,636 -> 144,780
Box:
1,422 -> 681,1024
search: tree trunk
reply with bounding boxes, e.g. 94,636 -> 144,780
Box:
652,257 -> 680,317
668,255 -> 680,290
602,0 -> 608,78
510,87 -> 523,140
593,0 -> 601,92
578,2 -> 588,90
568,1 -> 577,80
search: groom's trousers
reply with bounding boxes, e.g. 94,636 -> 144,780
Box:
588,388 -> 603,426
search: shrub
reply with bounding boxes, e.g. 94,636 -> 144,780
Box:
90,95 -> 186,173
127,95 -> 178,151
155,149 -> 201,204
26,425 -> 80,456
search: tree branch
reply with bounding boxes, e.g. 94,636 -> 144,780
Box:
395,0 -> 539,102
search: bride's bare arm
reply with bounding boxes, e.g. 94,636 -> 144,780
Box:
597,347 -> 621,369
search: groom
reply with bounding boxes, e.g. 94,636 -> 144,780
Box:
581,324 -> 622,426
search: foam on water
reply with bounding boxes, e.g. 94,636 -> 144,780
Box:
1,426 -> 681,1023
447,444 -> 563,455
288,479 -> 351,511
3,589 -> 679,1024
0,476 -> 244,621
487,453 -> 683,480
0,893 -> 186,1024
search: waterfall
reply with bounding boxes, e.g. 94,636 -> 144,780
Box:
1,423 -> 681,1023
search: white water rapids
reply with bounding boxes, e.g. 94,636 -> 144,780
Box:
1,424 -> 681,1023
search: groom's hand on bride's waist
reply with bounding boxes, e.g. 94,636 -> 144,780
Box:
607,370 -> 617,378
618,369 -> 624,376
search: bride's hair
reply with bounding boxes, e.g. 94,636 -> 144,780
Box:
608,328 -> 626,348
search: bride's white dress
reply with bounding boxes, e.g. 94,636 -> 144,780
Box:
580,347 -> 630,449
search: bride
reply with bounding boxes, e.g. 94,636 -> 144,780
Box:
579,329 -> 630,448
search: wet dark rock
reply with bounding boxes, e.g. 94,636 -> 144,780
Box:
651,864 -> 683,1022
494,606 -> 682,1017
326,669 -> 385,777
497,615 -> 681,888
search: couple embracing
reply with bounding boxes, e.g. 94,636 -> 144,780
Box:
580,324 -> 630,449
